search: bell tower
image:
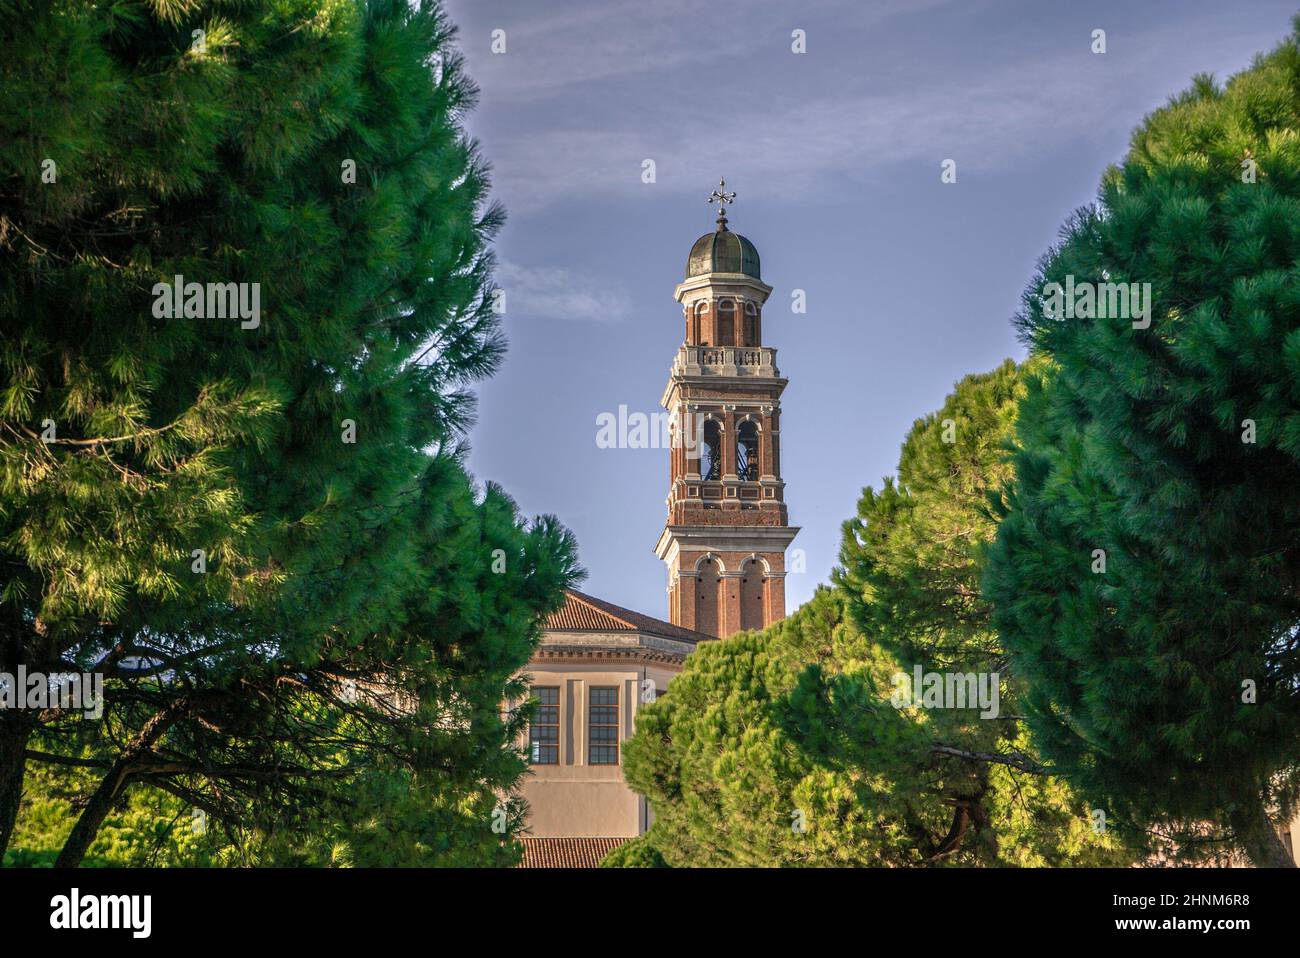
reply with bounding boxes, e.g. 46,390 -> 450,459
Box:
655,180 -> 798,638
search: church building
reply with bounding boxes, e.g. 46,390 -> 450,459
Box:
518,183 -> 797,867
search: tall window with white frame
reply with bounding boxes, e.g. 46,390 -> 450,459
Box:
588,687 -> 619,765
529,686 -> 559,764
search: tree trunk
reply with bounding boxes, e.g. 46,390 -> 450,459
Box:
53,754 -> 133,868
1228,800 -> 1295,868
0,721 -> 33,863
54,697 -> 190,868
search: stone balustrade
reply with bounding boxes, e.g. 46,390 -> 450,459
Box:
671,345 -> 780,378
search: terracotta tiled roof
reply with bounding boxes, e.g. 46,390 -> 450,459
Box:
518,837 -> 628,869
544,589 -> 710,645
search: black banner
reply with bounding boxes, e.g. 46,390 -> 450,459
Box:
0,865 -> 1286,944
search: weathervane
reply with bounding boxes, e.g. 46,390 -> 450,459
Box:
709,177 -> 736,230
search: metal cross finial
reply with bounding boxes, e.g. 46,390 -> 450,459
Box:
709,177 -> 736,229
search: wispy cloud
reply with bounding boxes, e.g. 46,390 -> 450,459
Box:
457,0 -> 1285,215
483,66 -> 1112,214
463,0 -> 948,103
495,261 -> 632,322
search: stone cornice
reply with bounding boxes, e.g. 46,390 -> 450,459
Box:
531,644 -> 689,666
655,523 -> 801,561
538,630 -> 698,657
673,272 -> 773,306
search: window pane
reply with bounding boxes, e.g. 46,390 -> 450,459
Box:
534,745 -> 558,764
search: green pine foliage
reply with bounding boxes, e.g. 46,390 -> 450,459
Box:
599,835 -> 667,868
618,364 -> 1130,866
836,360 -> 1122,865
984,22 -> 1300,866
0,0 -> 578,865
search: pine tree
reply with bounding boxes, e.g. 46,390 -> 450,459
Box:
984,23 -> 1300,866
617,364 -> 1129,866
0,0 -> 578,865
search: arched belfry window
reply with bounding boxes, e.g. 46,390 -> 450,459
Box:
717,299 -> 735,346
695,556 -> 722,637
737,420 -> 759,481
700,419 -> 722,480
692,302 -> 707,343
743,302 -> 758,346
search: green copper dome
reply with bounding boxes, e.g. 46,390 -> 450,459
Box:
686,226 -> 761,280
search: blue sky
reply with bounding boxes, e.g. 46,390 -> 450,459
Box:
444,0 -> 1297,620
